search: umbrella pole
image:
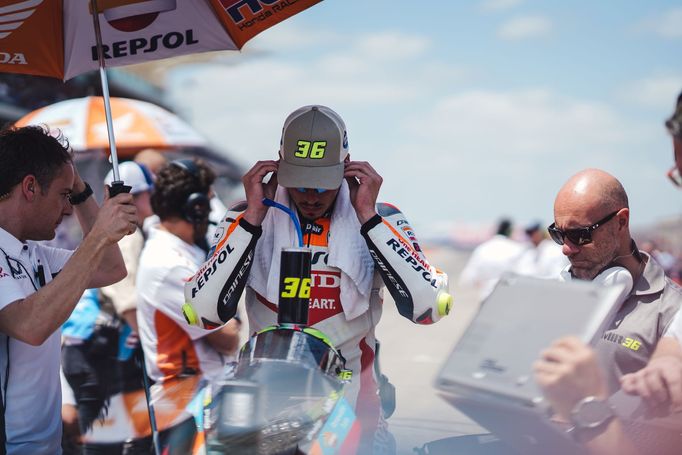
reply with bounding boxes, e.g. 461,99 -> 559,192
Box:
97,68 -> 121,181
90,0 -> 129,195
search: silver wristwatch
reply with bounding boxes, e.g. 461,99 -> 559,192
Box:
569,396 -> 616,442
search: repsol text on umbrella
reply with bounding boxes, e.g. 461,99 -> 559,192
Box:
90,30 -> 198,61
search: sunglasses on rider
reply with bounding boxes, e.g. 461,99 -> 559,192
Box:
295,188 -> 329,194
548,210 -> 620,246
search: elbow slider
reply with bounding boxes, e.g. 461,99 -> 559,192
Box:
437,291 -> 453,317
182,302 -> 199,326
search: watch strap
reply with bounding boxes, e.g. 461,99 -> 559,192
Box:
569,396 -> 616,443
69,181 -> 93,205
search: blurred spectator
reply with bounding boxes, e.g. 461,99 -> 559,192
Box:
459,218 -> 525,300
134,148 -> 167,176
60,369 -> 81,455
60,162 -> 154,452
100,162 -> 154,332
515,221 -> 568,278
640,240 -> 677,276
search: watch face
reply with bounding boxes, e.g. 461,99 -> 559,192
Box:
575,398 -> 614,429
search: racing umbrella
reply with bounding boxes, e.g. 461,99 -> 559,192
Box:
15,96 -> 209,155
0,0 -> 321,187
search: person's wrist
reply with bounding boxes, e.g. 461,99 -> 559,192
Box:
69,181 -> 93,205
356,209 -> 378,224
243,206 -> 267,226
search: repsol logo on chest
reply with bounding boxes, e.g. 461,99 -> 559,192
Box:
91,30 -> 198,60
225,0 -> 300,29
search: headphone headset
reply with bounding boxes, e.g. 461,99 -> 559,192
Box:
170,159 -> 211,224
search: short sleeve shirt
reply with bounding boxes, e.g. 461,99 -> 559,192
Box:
0,227 -> 72,454
136,227 -> 224,383
594,253 -> 682,393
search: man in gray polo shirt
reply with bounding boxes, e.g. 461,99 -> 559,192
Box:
536,102 -> 682,455
541,169 -> 680,388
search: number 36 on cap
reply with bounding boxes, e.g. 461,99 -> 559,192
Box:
295,140 -> 326,159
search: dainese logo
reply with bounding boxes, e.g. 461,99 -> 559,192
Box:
92,0 -> 177,32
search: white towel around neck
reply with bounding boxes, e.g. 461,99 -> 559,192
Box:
248,181 -> 375,321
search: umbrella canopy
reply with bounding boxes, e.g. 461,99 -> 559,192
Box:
0,0 -> 321,80
16,96 -> 208,156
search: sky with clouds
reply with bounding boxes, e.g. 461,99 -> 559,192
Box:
165,0 -> 682,237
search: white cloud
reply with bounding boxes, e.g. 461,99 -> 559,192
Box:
244,21 -> 343,51
641,8 -> 682,38
479,0 -> 524,13
497,15 -> 552,40
373,89 -> 659,233
621,75 -> 682,109
355,32 -> 430,61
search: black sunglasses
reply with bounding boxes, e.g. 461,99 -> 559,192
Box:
548,210 -> 620,246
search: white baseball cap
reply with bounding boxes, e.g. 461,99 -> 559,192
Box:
104,161 -> 153,195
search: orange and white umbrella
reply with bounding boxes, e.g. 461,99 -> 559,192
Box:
16,96 -> 208,156
0,0 -> 321,80
0,0 -> 321,186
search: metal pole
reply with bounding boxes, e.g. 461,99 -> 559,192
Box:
89,0 -> 121,182
139,350 -> 162,455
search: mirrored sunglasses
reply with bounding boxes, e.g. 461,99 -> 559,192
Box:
295,188 -> 329,194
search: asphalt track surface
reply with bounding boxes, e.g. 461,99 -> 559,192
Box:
375,247 -> 483,454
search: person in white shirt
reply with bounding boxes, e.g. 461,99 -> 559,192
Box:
459,218 -> 525,300
515,222 -> 568,278
0,125 -> 134,454
137,159 -> 240,384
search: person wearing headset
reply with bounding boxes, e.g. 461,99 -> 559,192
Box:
136,159 -> 240,386
0,126 -> 133,454
533,168 -> 682,454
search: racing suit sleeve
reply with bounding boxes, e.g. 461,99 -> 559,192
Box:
360,203 -> 452,325
183,202 -> 261,330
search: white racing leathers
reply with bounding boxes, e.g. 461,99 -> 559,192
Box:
184,201 -> 450,451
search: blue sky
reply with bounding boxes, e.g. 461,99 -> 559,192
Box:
166,0 -> 682,237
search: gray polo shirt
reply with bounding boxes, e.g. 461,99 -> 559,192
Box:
594,252 -> 682,393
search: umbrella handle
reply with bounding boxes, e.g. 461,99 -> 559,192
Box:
107,181 -> 132,197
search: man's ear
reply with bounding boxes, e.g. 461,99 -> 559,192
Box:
22,175 -> 37,200
618,208 -> 630,229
